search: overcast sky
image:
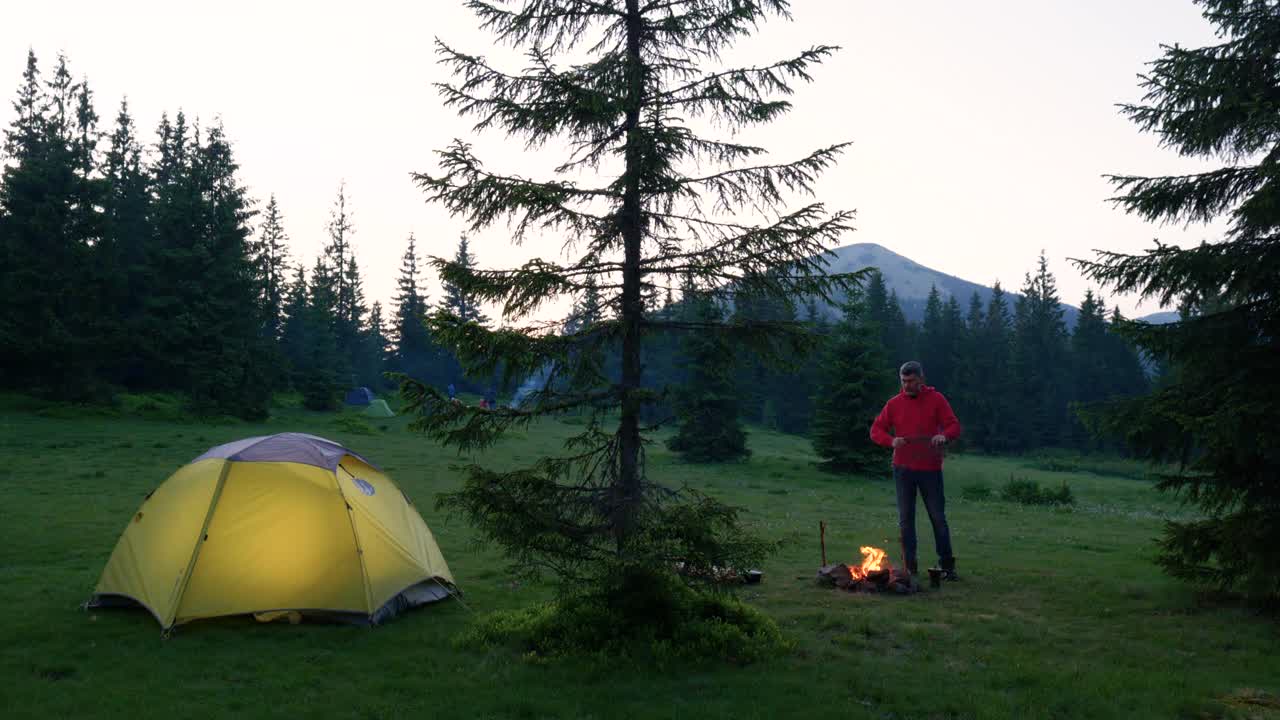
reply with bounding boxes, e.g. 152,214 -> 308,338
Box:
2,1 -> 1225,320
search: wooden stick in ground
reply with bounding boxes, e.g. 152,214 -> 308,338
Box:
820,520 -> 827,566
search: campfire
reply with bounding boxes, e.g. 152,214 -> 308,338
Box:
817,545 -> 919,594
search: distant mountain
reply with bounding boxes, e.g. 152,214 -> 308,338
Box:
1135,311 -> 1179,324
819,243 -> 1082,328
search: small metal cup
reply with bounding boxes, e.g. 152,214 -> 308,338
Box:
927,567 -> 942,589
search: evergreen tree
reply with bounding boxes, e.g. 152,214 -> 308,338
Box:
884,288 -> 913,364
1100,307 -> 1149,404
439,233 -> 489,326
0,51 -> 101,397
301,256 -> 343,410
975,282 -> 1016,452
636,276 -> 682,424
811,289 -> 891,473
324,182 -> 360,355
251,194 -> 291,341
917,287 -> 964,394
183,121 -> 269,419
1068,290 -> 1110,448
66,68 -> 104,257
864,270 -> 890,327
920,285 -> 946,383
667,290 -> 749,462
577,274 -> 602,327
731,279 -> 802,431
941,295 -> 965,390
1011,253 -> 1069,449
1075,0 -> 1280,598
949,291 -> 986,449
279,263 -> 311,383
401,0 -> 859,609
789,299 -> 830,434
363,301 -> 392,389
143,110 -> 198,390
343,254 -> 370,370
341,254 -> 379,388
98,98 -> 152,387
392,233 -> 440,387
863,269 -> 898,375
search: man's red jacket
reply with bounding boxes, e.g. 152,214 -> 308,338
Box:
869,386 -> 962,471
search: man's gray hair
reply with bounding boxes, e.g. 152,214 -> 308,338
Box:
899,360 -> 924,377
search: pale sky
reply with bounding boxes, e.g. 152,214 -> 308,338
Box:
2,1 -> 1225,320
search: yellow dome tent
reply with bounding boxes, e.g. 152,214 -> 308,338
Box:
87,433 -> 456,631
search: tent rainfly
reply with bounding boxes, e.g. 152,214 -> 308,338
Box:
364,399 -> 395,418
344,387 -> 375,405
87,433 -> 455,631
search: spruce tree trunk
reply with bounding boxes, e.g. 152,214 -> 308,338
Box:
616,0 -> 644,553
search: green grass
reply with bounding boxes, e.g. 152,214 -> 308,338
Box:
1,403 -> 1277,719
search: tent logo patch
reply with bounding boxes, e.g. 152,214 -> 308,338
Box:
353,478 -> 376,496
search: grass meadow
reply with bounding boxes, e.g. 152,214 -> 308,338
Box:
1,395 -> 1277,719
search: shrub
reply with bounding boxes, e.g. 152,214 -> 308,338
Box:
1000,476 -> 1074,506
1041,481 -> 1075,506
332,414 -> 376,436
456,566 -> 788,664
115,393 -> 187,422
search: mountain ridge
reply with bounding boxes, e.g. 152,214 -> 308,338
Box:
820,242 -> 1172,327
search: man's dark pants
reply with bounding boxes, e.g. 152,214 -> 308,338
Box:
893,466 -> 955,572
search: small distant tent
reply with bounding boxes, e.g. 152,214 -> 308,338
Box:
364,399 -> 395,418
87,433 -> 456,631
344,387 -> 375,405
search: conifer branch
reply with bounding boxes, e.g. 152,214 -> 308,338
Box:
413,140 -> 613,238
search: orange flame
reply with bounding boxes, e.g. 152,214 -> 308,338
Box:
850,546 -> 887,580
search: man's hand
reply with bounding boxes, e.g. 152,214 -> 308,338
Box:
892,437 -> 907,449
930,434 -> 947,447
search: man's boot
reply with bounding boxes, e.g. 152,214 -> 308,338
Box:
905,559 -> 919,576
941,557 -> 960,581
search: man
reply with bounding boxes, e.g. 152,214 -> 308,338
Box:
870,361 -> 962,580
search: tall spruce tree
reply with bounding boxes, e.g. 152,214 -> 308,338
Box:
392,233 -> 441,387
143,111 -> 198,389
731,278 -> 805,431
810,289 -> 891,473
344,255 -> 369,359
1012,253 -> 1069,449
937,295 -> 965,395
99,98 -> 152,387
301,256 -> 343,410
345,255 -> 381,387
183,121 -> 268,419
325,182 -> 361,357
0,52 -> 102,397
400,0 -> 860,609
279,263 -> 311,383
919,285 -> 948,386
1074,0 -> 1280,598
863,269 -> 898,375
251,194 -> 291,341
1068,290 -> 1111,448
362,301 -> 392,390
949,291 -> 986,449
667,288 -> 749,462
975,282 -> 1016,452
1100,307 -> 1149,404
884,288 -> 913,364
439,233 -> 489,326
